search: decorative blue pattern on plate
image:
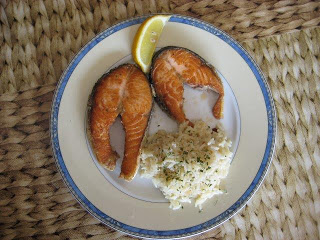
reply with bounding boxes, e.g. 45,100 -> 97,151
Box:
50,14 -> 276,239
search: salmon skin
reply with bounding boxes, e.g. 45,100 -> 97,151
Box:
150,46 -> 224,126
88,64 -> 152,181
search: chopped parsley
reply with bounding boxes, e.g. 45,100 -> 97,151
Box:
196,157 -> 204,164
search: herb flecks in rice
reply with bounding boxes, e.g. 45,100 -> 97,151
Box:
139,120 -> 233,210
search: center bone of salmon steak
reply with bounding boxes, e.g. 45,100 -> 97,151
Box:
90,64 -> 152,181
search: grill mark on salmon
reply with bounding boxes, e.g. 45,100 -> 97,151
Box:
89,64 -> 152,181
150,47 -> 224,125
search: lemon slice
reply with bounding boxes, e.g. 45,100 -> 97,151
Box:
132,15 -> 171,73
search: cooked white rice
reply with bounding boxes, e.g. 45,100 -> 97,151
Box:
139,120 -> 233,210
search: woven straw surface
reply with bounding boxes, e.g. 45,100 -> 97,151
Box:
0,1 -> 319,239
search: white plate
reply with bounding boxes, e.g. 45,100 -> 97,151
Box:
51,15 -> 276,239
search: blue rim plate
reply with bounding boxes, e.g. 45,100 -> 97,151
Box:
50,14 -> 276,239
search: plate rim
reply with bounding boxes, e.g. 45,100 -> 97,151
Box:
50,14 -> 277,239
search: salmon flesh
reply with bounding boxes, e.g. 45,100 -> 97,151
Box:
150,47 -> 224,125
89,64 -> 152,181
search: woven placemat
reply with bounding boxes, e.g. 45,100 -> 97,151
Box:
0,1 -> 320,239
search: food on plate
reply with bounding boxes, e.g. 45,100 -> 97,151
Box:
88,64 -> 152,181
150,47 -> 224,125
88,16 -> 228,192
140,120 -> 232,210
132,15 -> 171,73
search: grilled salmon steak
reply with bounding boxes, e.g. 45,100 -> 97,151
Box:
89,64 -> 152,181
150,47 -> 224,125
